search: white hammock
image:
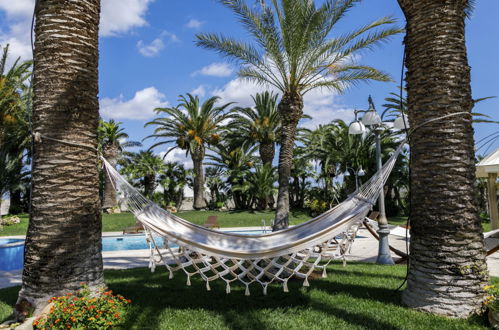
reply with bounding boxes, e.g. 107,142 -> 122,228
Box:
103,142 -> 404,295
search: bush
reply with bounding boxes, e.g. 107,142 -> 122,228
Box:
33,284 -> 131,329
0,216 -> 21,226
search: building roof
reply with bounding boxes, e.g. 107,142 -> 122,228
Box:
476,148 -> 499,177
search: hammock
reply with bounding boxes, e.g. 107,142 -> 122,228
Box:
102,142 -> 404,295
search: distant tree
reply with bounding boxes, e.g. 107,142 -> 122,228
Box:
0,44 -> 32,214
145,94 -> 233,209
122,150 -> 165,198
245,164 -> 277,210
159,162 -> 189,209
207,142 -> 257,209
197,0 -> 401,229
230,91 -> 280,165
98,119 -> 141,211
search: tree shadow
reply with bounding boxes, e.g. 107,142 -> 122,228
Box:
104,267 -> 411,329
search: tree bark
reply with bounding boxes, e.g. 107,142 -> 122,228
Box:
102,144 -> 118,210
398,0 -> 488,318
17,0 -> 103,317
192,149 -> 206,209
273,92 -> 303,231
259,142 -> 275,165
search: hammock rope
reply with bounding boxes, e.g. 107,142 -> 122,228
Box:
102,141 -> 405,295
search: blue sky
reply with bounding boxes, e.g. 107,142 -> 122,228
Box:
1,0 -> 498,167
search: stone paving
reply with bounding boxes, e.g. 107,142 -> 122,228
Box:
2,227 -> 499,290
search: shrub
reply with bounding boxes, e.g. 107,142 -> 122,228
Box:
33,284 -> 131,329
485,284 -> 499,311
0,215 -> 21,226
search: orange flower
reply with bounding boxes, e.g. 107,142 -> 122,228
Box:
71,316 -> 76,322
55,319 -> 60,324
114,313 -> 120,318
127,299 -> 131,304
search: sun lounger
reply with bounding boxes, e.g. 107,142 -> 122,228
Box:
202,215 -> 220,229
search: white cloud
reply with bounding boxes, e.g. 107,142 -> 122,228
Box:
0,0 -> 33,18
0,0 -> 155,61
185,18 -> 204,29
137,38 -> 164,57
137,31 -> 178,57
100,0 -> 154,37
190,85 -> 206,97
213,77 -> 355,129
159,149 -> 193,169
100,87 -> 168,120
192,62 -> 233,77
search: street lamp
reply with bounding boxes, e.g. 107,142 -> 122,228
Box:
343,166 -> 365,192
348,96 -> 395,265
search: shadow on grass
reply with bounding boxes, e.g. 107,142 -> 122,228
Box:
102,265 -> 414,329
1,264 -> 489,329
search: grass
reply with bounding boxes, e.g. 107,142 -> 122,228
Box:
1,212 -> 491,236
0,263 -> 488,329
0,210 -> 311,236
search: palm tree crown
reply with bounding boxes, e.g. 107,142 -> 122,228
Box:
145,93 -> 233,157
196,0 -> 400,96
229,91 -> 280,164
196,0 -> 401,229
145,93 -> 234,209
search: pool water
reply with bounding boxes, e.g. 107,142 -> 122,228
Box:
0,230 -> 267,271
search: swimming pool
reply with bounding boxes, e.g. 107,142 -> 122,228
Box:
0,230 -> 267,271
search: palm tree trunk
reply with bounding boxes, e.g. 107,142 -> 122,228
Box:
274,92 -> 303,231
192,150 -> 206,209
259,142 -> 275,165
16,0 -> 103,317
143,174 -> 155,198
398,0 -> 487,318
102,144 -> 118,211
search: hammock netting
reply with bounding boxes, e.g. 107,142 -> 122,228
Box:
102,142 -> 404,295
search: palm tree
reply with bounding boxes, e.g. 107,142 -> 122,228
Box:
207,142 -> 258,209
397,0 -> 488,318
0,45 -> 32,214
0,151 -> 27,221
122,150 -> 165,198
98,119 -> 141,211
230,91 -> 280,165
159,162 -> 189,209
196,0 -> 401,230
245,164 -> 277,210
145,94 -> 233,209
205,166 -> 228,207
17,0 -> 103,315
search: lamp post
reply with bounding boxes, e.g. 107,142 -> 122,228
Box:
343,166 -> 366,192
348,96 -> 395,265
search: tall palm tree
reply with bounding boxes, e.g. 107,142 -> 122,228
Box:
196,0 -> 401,230
122,150 -> 165,198
98,119 -> 141,211
397,0 -> 488,318
230,91 -> 280,165
145,93 -> 233,209
17,0 -> 103,316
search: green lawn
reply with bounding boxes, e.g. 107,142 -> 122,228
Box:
0,210 -> 311,236
0,263 -> 488,329
1,212 -> 491,236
